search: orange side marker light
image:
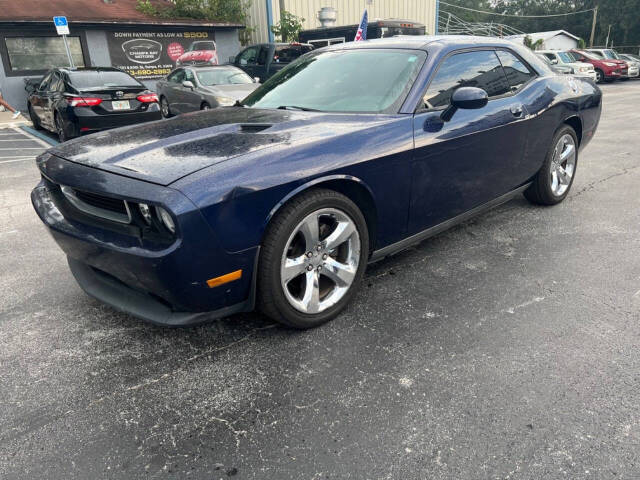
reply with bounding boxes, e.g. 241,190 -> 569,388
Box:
206,270 -> 242,288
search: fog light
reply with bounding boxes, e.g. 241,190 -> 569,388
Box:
139,203 -> 152,224
156,206 -> 175,234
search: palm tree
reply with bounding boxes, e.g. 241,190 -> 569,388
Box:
523,35 -> 544,51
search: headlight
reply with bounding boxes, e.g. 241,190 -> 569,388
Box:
156,206 -> 175,234
603,62 -> 617,67
214,96 -> 235,106
579,67 -> 589,72
139,203 -> 152,224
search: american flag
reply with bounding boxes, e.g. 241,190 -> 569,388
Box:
354,9 -> 368,42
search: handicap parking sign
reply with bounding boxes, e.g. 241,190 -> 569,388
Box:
53,16 -> 70,35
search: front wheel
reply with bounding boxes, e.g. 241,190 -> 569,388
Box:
258,189 -> 369,329
201,103 -> 211,110
524,125 -> 578,206
28,103 -> 42,130
595,69 -> 604,83
55,113 -> 72,143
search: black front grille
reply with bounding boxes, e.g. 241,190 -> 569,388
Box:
73,189 -> 128,215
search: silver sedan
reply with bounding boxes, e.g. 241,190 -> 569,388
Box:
157,65 -> 260,117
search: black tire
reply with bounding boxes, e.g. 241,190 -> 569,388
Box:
595,69 -> 604,84
524,125 -> 578,206
257,189 -> 369,329
55,113 -> 70,143
201,102 -> 211,110
28,103 -> 42,130
620,77 -> 630,82
160,96 -> 172,118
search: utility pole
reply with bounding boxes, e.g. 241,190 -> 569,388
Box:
605,24 -> 611,47
589,4 -> 598,47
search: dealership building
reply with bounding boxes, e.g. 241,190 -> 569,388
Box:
0,0 -> 244,110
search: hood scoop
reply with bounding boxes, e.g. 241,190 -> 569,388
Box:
239,124 -> 272,133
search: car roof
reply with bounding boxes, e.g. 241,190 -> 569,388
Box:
321,35 -> 523,52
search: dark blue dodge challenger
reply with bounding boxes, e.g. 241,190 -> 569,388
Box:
32,36 -> 602,328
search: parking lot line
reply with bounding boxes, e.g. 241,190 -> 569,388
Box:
0,157 -> 36,164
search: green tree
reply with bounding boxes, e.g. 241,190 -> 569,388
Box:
523,34 -> 544,50
137,0 -> 249,25
271,10 -> 304,42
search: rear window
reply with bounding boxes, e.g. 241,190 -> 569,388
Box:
69,70 -> 141,89
273,45 -> 313,63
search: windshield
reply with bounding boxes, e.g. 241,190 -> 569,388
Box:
196,68 -> 253,86
243,49 -> 426,113
69,70 -> 141,89
603,49 -> 619,59
557,52 -> 574,63
188,41 -> 216,52
578,50 -> 600,60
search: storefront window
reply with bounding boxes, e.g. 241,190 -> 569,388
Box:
5,36 -> 85,71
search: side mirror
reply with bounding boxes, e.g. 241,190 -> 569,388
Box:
182,80 -> 195,89
253,77 -> 260,83
228,56 -> 236,64
441,87 -> 488,122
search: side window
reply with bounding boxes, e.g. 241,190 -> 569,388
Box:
167,69 -> 185,83
184,69 -> 195,83
496,50 -> 536,92
423,50 -> 511,109
544,53 -> 555,61
238,46 -> 258,65
257,46 -> 268,66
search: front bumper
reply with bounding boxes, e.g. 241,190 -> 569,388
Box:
31,154 -> 258,326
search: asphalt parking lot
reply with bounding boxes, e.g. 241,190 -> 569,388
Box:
1,82 -> 640,479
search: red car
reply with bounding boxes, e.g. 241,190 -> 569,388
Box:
176,41 -> 218,66
571,49 -> 627,83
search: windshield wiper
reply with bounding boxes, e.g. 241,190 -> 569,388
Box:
276,105 -> 321,111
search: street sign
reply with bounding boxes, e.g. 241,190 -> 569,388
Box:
53,16 -> 70,35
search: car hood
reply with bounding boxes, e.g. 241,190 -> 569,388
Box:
47,107 -> 396,186
202,83 -> 259,100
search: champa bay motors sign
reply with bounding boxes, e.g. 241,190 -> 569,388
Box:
107,30 -> 212,80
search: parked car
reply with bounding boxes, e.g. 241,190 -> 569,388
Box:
537,50 -> 597,81
230,42 -> 313,82
28,67 -> 160,142
176,40 -> 218,67
570,49 -> 628,83
616,53 -> 640,79
536,53 -> 574,75
157,65 -> 260,117
32,37 -> 601,329
586,48 -> 638,80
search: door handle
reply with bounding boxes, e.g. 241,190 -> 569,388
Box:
510,105 -> 524,117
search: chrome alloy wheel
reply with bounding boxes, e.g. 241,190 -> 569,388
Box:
280,208 -> 361,314
550,133 -> 576,197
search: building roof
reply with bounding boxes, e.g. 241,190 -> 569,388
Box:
0,0 -> 243,27
507,30 -> 581,43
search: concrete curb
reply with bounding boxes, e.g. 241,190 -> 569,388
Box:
19,126 -> 59,146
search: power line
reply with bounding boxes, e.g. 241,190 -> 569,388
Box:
439,1 -> 596,19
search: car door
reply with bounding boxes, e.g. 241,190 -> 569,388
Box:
31,71 -> 54,127
44,72 -> 65,127
236,46 -> 260,79
181,68 -> 201,112
164,69 -> 186,113
409,49 -> 533,234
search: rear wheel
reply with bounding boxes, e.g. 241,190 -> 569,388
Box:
160,96 -> 172,118
28,103 -> 42,130
524,125 -> 578,206
258,189 -> 369,329
201,102 -> 211,110
55,113 -> 72,143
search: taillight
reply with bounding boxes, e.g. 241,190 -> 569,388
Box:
66,97 -> 102,107
137,93 -> 158,103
